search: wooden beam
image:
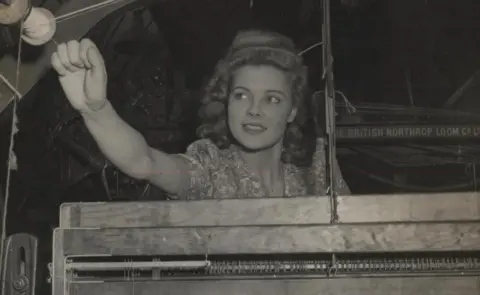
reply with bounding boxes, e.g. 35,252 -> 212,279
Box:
53,229 -> 65,295
337,192 -> 480,223
57,222 -> 480,256
58,193 -> 480,228
68,277 -> 479,295
59,197 -> 331,228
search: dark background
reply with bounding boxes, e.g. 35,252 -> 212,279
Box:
1,0 -> 480,291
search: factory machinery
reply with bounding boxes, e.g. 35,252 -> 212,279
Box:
43,192 -> 480,295
1,0 -> 479,294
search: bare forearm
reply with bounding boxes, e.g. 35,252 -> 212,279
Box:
81,101 -> 188,194
81,101 -> 151,178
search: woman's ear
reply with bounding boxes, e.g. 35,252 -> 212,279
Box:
287,107 -> 297,123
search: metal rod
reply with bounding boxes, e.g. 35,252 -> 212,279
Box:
443,70 -> 480,108
66,260 -> 211,271
322,0 -> 339,278
68,259 -> 480,274
322,0 -> 338,223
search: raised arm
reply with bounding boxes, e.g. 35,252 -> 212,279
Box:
81,101 -> 188,194
51,39 -> 189,195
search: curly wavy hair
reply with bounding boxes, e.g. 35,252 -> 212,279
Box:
197,30 -> 309,164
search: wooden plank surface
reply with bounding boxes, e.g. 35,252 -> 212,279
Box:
59,192 -> 480,228
337,192 -> 480,223
53,229 -> 65,295
58,222 -> 480,256
69,277 -> 480,295
59,197 -> 331,228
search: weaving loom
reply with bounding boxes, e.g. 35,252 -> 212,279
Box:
51,192 -> 480,295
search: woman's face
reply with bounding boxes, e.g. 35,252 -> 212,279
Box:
228,65 -> 297,151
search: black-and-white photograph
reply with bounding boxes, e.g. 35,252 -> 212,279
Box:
0,0 -> 479,294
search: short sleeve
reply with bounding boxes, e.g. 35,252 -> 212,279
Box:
170,139 -> 221,200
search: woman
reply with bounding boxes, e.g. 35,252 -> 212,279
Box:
51,30 -> 349,199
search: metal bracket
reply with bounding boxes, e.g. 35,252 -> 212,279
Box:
1,233 -> 38,295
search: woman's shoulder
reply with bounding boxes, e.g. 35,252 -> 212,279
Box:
185,138 -> 219,154
183,138 -> 230,167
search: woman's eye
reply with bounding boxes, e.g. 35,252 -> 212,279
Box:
268,96 -> 281,104
233,92 -> 247,100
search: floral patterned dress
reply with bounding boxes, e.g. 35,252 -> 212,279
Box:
171,138 -> 350,200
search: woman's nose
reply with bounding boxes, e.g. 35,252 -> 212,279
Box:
247,101 -> 262,117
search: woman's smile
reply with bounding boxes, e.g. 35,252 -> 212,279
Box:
242,122 -> 267,134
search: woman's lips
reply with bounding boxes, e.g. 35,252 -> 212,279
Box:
242,123 -> 267,134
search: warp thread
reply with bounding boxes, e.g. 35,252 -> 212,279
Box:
0,0 -> 126,45
0,16 -> 23,277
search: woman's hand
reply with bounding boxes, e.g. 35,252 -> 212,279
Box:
51,39 -> 108,114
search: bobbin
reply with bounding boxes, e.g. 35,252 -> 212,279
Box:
0,0 -> 56,46
21,6 -> 56,45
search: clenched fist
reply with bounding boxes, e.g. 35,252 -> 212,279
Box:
51,39 -> 108,113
